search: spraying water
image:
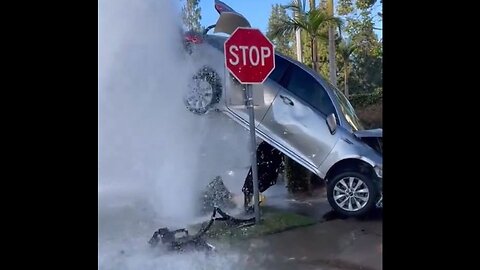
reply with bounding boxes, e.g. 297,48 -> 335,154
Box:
98,0 -> 253,269
99,0 -> 200,224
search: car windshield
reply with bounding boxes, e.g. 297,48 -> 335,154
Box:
326,83 -> 364,131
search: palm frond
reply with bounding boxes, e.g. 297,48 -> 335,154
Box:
337,39 -> 357,59
270,18 -> 305,39
282,0 -> 307,14
316,32 -> 329,43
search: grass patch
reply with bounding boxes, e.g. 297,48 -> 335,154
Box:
189,207 -> 316,241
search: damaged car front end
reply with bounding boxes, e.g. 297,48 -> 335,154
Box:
353,129 -> 382,208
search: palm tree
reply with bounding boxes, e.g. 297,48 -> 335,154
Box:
272,1 -> 342,72
337,40 -> 356,97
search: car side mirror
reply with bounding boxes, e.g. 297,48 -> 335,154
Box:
326,113 -> 337,135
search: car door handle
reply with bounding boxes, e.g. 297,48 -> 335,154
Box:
279,95 -> 294,106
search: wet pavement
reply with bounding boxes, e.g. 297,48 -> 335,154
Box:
99,177 -> 382,270
223,216 -> 382,270
225,177 -> 383,270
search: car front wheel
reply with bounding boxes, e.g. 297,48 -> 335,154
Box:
327,171 -> 378,217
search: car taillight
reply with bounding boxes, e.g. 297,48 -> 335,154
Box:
215,4 -> 225,12
185,34 -> 203,44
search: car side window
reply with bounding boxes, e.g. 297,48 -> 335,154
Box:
285,65 -> 336,117
268,55 -> 289,84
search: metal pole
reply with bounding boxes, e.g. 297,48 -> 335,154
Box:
245,84 -> 260,223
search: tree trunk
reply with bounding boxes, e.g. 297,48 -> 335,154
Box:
294,0 -> 303,62
327,0 -> 337,86
311,38 -> 317,72
309,0 -> 316,69
313,39 -> 318,72
344,63 -> 349,97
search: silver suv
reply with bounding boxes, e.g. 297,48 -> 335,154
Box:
183,1 -> 382,217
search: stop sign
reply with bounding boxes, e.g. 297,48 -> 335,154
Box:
224,27 -> 275,84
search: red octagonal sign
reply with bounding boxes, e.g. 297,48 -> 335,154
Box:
224,27 -> 275,84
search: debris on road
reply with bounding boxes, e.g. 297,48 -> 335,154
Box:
149,206 -> 255,253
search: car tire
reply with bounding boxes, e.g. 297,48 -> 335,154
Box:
184,66 -> 222,114
327,171 -> 378,217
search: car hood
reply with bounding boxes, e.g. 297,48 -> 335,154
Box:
354,128 -> 382,139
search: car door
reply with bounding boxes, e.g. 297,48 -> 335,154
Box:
259,59 -> 339,169
225,54 -> 289,127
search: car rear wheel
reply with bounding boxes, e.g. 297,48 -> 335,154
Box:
327,171 -> 378,217
184,66 -> 222,114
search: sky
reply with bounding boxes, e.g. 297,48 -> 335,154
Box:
198,0 -> 383,39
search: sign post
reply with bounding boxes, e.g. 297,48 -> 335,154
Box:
245,84 -> 260,223
224,27 -> 275,223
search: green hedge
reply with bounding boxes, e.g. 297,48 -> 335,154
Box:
284,156 -> 312,193
349,88 -> 383,109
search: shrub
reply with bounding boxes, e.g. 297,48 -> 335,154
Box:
357,102 -> 382,129
284,156 -> 312,193
349,88 -> 382,108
